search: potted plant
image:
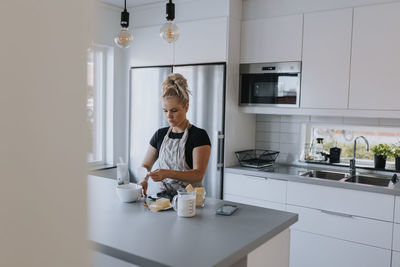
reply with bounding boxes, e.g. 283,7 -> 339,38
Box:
391,144 -> 400,171
371,144 -> 392,169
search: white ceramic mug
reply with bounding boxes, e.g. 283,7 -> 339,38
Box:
172,189 -> 196,217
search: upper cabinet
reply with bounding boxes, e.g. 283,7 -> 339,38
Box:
349,2 -> 400,110
240,14 -> 303,63
300,9 -> 352,109
174,17 -> 227,65
130,17 -> 227,67
129,25 -> 174,67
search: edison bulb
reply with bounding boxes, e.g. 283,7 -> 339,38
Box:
160,21 -> 180,43
114,28 -> 133,48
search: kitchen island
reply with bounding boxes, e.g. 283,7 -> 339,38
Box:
88,175 -> 298,267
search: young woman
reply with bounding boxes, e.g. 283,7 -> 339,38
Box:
140,73 -> 211,195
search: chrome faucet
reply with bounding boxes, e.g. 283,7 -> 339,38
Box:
349,136 -> 369,177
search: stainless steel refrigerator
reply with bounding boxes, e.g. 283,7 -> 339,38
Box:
129,64 -> 225,199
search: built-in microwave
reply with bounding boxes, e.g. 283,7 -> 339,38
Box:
239,62 -> 301,107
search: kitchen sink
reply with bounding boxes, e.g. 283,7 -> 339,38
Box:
344,175 -> 391,187
300,170 -> 347,181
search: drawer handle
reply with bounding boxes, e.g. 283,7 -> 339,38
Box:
320,209 -> 353,218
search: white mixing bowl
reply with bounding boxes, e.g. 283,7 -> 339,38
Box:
116,183 -> 142,202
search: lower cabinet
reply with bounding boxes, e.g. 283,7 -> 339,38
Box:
223,193 -> 286,211
223,172 -> 286,211
393,251 -> 400,267
290,230 -> 391,267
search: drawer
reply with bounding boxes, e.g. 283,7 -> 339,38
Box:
393,251 -> 400,267
287,182 -> 394,221
394,223 -> 400,252
223,193 -> 286,211
395,196 -> 400,223
287,205 -> 393,249
224,173 -> 286,203
290,230 -> 391,267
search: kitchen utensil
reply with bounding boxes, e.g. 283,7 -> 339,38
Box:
235,149 -> 280,168
172,189 -> 196,217
116,183 -> 142,202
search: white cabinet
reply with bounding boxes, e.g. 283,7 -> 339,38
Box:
174,17 -> 227,64
287,182 -> 394,221
395,196 -> 400,223
290,230 -> 391,267
394,223 -> 400,252
223,172 -> 286,211
349,2 -> 400,110
129,25 -> 173,67
287,205 -> 393,249
223,194 -> 286,211
300,9 -> 352,109
393,251 -> 400,267
240,15 -> 303,63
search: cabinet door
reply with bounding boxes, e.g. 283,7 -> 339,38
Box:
349,2 -> 400,110
287,182 -> 394,221
287,204 -> 393,249
393,251 -> 400,267
300,9 -> 352,109
290,230 -> 391,267
224,172 -> 286,203
129,25 -> 173,67
240,15 -> 303,63
223,193 -> 286,211
395,196 -> 400,223
394,223 -> 400,252
174,17 -> 227,64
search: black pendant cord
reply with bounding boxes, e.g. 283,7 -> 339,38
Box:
120,0 -> 129,28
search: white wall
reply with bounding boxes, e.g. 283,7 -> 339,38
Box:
0,1 -> 90,266
242,0 -> 400,20
93,2 -> 130,164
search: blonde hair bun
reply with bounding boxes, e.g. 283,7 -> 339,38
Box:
162,73 -> 190,105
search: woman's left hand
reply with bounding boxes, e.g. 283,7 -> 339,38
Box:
148,169 -> 170,182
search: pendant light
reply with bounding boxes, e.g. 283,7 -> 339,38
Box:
114,0 -> 133,48
160,0 -> 180,43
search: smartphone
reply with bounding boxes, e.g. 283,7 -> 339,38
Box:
216,204 -> 238,216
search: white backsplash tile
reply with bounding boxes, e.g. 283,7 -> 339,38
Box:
256,114 -> 281,122
280,143 -> 300,154
280,122 -> 300,133
279,133 -> 299,144
255,132 -> 280,143
281,115 -> 310,123
379,118 -> 400,126
343,117 -> 379,126
257,121 -> 280,132
255,141 -> 280,151
311,116 -> 344,124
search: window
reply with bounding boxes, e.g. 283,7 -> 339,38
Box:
87,45 -> 113,164
303,124 -> 400,166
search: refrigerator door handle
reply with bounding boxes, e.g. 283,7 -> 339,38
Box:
217,131 -> 224,170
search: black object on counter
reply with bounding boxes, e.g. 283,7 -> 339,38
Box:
391,174 -> 399,185
329,146 -> 341,163
235,149 -> 280,169
320,146 -> 341,163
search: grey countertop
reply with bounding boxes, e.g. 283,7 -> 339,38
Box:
88,175 -> 298,267
225,163 -> 400,196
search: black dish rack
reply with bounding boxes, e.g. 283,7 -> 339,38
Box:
235,149 -> 280,169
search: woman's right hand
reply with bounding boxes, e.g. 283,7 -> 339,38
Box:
140,179 -> 148,196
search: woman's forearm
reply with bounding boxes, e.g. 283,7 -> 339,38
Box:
165,169 -> 204,184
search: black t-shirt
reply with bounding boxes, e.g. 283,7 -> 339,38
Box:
150,125 -> 211,169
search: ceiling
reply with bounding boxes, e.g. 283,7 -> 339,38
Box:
100,0 -> 165,8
